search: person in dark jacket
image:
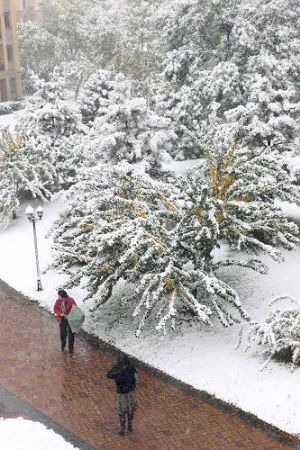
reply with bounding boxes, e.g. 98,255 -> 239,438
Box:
54,289 -> 76,353
107,354 -> 138,436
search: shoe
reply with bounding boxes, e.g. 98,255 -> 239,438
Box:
61,345 -> 65,352
69,348 -> 74,354
118,430 -> 125,436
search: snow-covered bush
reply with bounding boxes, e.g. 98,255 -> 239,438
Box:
245,301 -> 300,369
0,124 -> 55,228
20,69 -> 87,187
189,128 -> 300,260
0,102 -> 23,115
51,163 -> 282,334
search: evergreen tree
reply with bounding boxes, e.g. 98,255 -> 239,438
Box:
160,0 -> 300,158
79,96 -> 175,175
21,69 -> 86,187
78,70 -> 130,125
20,0 -> 169,96
18,22 -> 62,90
186,127 -> 300,258
51,162 -> 284,334
0,124 -> 55,228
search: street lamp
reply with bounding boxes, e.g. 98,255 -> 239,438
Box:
26,205 -> 44,291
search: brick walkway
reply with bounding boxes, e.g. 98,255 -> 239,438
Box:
0,280 -> 299,450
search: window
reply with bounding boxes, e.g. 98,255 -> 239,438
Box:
9,77 -> 16,98
7,45 -> 13,62
0,79 -> 8,102
4,12 -> 11,29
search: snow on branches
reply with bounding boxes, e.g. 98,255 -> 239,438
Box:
185,127 -> 300,260
0,124 -> 55,228
78,70 -> 130,126
51,162 -> 285,334
78,96 -> 175,175
160,0 -> 300,158
244,298 -> 300,370
20,68 -> 87,187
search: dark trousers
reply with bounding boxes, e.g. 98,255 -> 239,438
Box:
60,317 -> 75,351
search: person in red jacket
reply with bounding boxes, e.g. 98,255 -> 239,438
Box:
54,289 -> 76,353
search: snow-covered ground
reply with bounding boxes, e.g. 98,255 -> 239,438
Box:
0,110 -> 21,130
0,418 -> 78,450
0,194 -> 86,311
0,180 -> 300,437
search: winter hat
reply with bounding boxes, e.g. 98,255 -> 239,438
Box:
57,289 -> 68,297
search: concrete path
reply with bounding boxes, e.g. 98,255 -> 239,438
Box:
0,280 -> 298,450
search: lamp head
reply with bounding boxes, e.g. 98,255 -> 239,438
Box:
25,205 -> 34,221
36,206 -> 44,220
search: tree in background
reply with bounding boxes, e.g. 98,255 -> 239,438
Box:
18,22 -> 62,92
87,0 -> 168,97
159,0 -> 300,159
0,124 -> 55,228
20,68 -> 86,188
78,70 -> 130,125
19,0 -> 170,97
78,95 -> 175,175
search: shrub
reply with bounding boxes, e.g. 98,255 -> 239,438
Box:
244,299 -> 300,369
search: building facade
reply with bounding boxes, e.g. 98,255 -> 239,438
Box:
0,0 -> 39,102
15,0 -> 40,23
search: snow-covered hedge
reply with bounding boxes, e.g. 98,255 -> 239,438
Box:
0,102 -> 23,115
245,301 -> 300,369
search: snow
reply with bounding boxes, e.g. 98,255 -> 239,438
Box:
0,111 -> 19,129
0,194 -> 86,312
162,158 -> 203,175
0,418 -> 78,450
0,171 -> 300,436
85,243 -> 300,436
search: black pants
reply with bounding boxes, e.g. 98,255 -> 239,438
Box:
60,317 -> 75,351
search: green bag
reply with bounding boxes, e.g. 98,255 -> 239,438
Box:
67,306 -> 85,333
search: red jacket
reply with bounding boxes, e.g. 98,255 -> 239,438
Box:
54,296 -> 76,323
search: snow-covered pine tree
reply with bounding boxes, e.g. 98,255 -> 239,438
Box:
78,70 -> 130,125
158,0 -> 240,158
159,0 -> 300,159
0,123 -> 55,228
25,68 -> 82,140
51,162 -> 276,334
18,21 -> 62,91
21,68 -> 86,188
79,96 -> 175,175
86,0 -> 169,98
226,0 -> 300,156
185,126 -> 300,260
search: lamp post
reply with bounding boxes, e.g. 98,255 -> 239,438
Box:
26,205 -> 44,291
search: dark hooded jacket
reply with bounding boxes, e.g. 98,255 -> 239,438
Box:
107,360 -> 136,394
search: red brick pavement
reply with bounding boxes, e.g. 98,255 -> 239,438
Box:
0,280 -> 298,450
